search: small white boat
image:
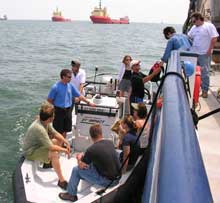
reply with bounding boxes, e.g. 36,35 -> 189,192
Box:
13,51 -> 213,203
13,73 -> 153,203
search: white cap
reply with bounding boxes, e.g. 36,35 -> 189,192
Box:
130,60 -> 141,68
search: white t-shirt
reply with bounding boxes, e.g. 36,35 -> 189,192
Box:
188,22 -> 219,54
71,69 -> 86,94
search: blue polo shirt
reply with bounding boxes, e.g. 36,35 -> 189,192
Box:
48,81 -> 80,108
161,33 -> 191,63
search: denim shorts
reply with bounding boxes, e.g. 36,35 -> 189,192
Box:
118,79 -> 131,92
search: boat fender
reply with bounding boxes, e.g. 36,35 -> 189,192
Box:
183,61 -> 195,77
193,66 -> 201,105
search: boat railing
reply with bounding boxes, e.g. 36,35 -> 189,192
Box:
142,50 -> 213,203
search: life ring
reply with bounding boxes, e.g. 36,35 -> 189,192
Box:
193,66 -> 201,105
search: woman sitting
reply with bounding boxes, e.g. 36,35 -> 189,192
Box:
119,115 -> 141,173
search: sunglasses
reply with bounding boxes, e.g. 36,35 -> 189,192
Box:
192,19 -> 197,24
66,75 -> 72,79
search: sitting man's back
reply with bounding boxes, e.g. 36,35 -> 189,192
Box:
59,123 -> 120,202
83,139 -> 120,180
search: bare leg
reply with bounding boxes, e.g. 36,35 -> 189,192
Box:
119,91 -> 124,97
49,151 -> 65,182
126,88 -> 132,114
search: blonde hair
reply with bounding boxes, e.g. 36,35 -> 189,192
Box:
122,55 -> 132,64
122,115 -> 137,132
39,101 -> 54,121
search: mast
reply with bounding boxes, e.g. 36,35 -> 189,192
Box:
99,0 -> 102,9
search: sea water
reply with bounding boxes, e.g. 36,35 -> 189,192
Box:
0,20 -> 182,202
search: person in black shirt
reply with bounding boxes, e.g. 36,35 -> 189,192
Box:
59,124 -> 120,202
130,60 -> 162,104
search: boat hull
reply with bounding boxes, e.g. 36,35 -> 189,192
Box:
51,16 -> 71,22
90,16 -> 129,24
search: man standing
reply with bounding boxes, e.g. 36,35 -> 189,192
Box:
70,60 -> 86,95
47,69 -> 95,138
188,12 -> 219,98
22,101 -> 70,189
130,60 -> 161,104
59,123 -> 120,202
160,26 -> 191,66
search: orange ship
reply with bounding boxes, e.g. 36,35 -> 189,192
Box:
90,0 -> 129,24
52,8 -> 71,22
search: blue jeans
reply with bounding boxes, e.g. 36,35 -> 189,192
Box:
67,165 -> 115,195
197,54 -> 211,92
130,96 -> 144,103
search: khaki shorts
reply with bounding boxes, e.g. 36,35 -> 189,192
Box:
26,147 -> 50,163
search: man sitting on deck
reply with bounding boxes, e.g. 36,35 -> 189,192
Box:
59,123 -> 121,202
22,101 -> 71,190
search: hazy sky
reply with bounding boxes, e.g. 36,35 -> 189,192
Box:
0,0 -> 190,24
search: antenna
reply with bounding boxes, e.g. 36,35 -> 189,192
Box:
94,66 -> 98,83
99,0 -> 102,9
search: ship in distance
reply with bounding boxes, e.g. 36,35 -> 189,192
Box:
90,0 -> 129,24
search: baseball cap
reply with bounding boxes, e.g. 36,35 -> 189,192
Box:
130,60 -> 141,68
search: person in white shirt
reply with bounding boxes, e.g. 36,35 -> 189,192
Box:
70,60 -> 86,95
117,55 -> 132,98
188,12 -> 219,98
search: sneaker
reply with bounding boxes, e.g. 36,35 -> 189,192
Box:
58,180 -> 68,190
202,91 -> 208,98
59,192 -> 78,202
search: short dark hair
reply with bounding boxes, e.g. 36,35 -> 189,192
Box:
71,60 -> 81,67
163,26 -> 176,36
89,123 -> 102,139
136,103 -> 147,119
39,101 -> 54,121
191,12 -> 204,21
60,69 -> 71,79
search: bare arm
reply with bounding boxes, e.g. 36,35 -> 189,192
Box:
79,95 -> 96,107
53,131 -> 70,150
207,37 -> 218,56
49,144 -> 70,157
79,83 -> 84,94
122,145 -> 130,173
142,67 -> 162,83
76,153 -> 88,169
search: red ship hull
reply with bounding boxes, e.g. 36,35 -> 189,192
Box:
90,16 -> 129,24
52,16 -> 71,22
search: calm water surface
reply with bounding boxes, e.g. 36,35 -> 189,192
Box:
0,20 -> 182,202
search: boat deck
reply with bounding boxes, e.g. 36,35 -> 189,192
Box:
197,71 -> 220,203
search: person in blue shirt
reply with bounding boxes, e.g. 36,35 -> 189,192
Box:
160,26 -> 191,66
119,115 -> 141,173
47,69 -> 95,138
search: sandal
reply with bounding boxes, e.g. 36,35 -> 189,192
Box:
57,180 -> 68,190
59,192 -> 78,202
